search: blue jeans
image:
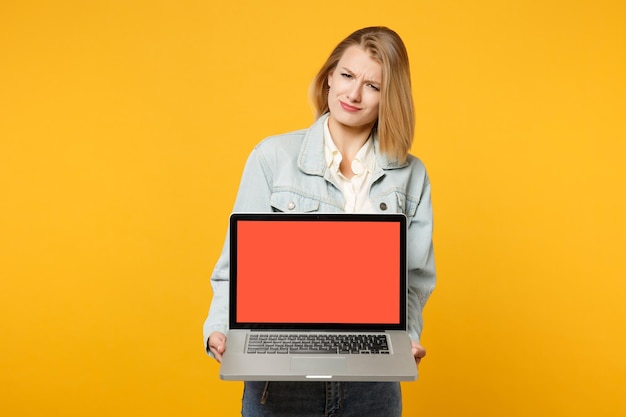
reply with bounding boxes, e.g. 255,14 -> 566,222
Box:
241,381 -> 402,417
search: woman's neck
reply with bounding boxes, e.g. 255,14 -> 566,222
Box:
327,117 -> 373,163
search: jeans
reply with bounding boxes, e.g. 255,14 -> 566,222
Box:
241,381 -> 402,417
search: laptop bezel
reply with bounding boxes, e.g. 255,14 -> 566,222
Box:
228,212 -> 408,331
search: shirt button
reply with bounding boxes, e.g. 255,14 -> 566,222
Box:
287,201 -> 296,210
379,202 -> 387,211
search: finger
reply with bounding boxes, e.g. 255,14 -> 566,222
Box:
209,334 -> 227,363
211,339 -> 224,352
210,343 -> 224,363
411,343 -> 426,364
413,348 -> 426,359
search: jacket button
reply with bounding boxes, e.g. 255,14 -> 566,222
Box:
287,201 -> 296,210
379,202 -> 387,211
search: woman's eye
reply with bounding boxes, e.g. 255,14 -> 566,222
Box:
368,84 -> 380,92
341,73 -> 353,79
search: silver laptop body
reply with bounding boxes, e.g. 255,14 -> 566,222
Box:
219,213 -> 417,382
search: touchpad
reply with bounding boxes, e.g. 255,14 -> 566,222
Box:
291,357 -> 347,374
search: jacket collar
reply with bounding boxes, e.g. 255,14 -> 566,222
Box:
298,113 -> 407,176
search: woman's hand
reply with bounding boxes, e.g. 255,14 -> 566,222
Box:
411,341 -> 426,365
208,331 -> 227,363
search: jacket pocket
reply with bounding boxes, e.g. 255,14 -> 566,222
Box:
374,191 -> 419,218
395,192 -> 419,218
270,191 -> 321,213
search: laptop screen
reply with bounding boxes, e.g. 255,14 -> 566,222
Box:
229,213 -> 407,330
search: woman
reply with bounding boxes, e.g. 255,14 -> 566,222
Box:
204,26 -> 436,417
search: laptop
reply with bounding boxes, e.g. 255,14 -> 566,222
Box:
219,213 -> 417,381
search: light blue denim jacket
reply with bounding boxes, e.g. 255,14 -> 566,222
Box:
203,114 -> 436,351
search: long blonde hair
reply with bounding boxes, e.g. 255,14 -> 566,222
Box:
310,27 -> 415,163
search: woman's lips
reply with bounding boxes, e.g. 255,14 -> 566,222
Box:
339,101 -> 360,112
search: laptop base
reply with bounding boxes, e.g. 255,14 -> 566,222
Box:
220,330 -> 417,382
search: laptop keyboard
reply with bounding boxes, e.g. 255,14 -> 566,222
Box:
246,333 -> 390,354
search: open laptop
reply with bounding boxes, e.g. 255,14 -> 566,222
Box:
219,213 -> 417,381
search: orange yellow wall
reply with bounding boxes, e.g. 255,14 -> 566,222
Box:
1,1 -> 624,416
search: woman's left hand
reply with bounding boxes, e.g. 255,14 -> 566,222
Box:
411,341 -> 426,365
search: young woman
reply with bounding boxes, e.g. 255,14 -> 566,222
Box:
204,26 -> 436,417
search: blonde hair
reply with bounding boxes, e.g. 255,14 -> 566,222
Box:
310,27 -> 415,163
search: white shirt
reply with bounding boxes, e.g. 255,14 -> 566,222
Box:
323,120 -> 377,213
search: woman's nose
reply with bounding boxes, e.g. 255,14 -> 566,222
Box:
347,85 -> 361,102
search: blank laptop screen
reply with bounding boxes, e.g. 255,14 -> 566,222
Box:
233,218 -> 402,325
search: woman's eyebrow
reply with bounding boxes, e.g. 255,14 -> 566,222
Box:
340,67 -> 380,85
339,66 -> 355,75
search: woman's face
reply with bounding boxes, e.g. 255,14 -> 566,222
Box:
327,46 -> 382,133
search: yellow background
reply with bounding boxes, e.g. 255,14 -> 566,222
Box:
1,1 -> 625,415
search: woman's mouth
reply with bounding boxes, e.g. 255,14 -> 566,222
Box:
339,101 -> 361,112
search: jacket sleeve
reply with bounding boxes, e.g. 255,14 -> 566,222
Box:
202,146 -> 273,354
406,172 -> 436,343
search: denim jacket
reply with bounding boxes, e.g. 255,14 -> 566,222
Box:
203,114 -> 436,350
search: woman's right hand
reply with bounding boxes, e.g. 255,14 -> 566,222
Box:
208,331 -> 227,363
